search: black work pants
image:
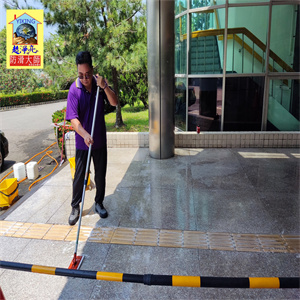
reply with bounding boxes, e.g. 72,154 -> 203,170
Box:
71,147 -> 107,208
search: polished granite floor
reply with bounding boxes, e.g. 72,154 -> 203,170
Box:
0,147 -> 299,299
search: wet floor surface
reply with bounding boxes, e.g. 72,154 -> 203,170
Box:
0,147 -> 299,299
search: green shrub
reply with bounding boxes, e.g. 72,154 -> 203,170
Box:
0,90 -> 68,107
52,107 -> 73,155
0,64 -> 40,94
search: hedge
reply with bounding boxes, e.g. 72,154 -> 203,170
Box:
0,90 -> 69,107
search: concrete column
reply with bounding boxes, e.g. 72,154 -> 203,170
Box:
147,0 -> 175,159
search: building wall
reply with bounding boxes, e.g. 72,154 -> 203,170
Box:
175,1 -> 300,133
64,131 -> 300,159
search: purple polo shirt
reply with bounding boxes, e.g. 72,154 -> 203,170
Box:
66,77 -> 107,150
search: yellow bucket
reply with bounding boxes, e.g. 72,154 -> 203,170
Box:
68,157 -> 91,188
0,178 -> 18,207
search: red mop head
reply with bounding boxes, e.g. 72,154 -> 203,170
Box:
68,254 -> 84,270
0,287 -> 6,300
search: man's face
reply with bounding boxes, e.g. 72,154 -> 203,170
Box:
77,63 -> 93,89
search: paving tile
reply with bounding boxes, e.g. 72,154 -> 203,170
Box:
210,245 -> 235,251
235,247 -> 262,252
43,225 -> 73,241
88,227 -> 114,243
1,147 -> 299,300
134,228 -> 159,246
111,227 -> 136,244
0,220 -> 299,253
183,231 -> 208,249
0,221 -> 15,235
159,230 -> 183,247
64,226 -> 92,241
208,233 -> 234,249
22,223 -> 52,239
283,236 -> 300,253
8,222 -> 32,237
233,235 -> 261,248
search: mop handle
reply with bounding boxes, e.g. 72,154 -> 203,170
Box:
74,85 -> 101,255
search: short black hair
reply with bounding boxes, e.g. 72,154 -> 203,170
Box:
76,51 -> 93,68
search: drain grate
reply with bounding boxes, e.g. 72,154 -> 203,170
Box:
0,221 -> 299,253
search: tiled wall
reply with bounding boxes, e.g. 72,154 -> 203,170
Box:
65,131 -> 299,158
65,132 -> 76,159
107,132 -> 149,148
65,132 -> 149,159
175,132 -> 300,148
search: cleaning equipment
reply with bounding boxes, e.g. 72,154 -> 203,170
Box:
28,151 -> 58,191
0,142 -> 58,191
0,178 -> 18,207
68,157 -> 91,190
59,111 -> 66,167
13,163 -> 26,181
26,162 -> 39,180
68,85 -> 101,270
0,286 -> 5,300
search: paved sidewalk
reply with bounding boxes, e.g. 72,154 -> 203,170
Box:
0,147 -> 299,299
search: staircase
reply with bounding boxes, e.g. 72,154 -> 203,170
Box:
268,97 -> 299,131
190,35 -> 222,74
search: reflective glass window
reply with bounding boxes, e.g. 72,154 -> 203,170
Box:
175,78 -> 187,130
270,5 -> 299,72
224,77 -> 264,131
175,15 -> 187,74
267,79 -> 300,131
188,78 -> 222,131
191,0 -> 225,9
189,9 -> 225,74
175,0 -> 187,15
227,6 -> 269,74
229,0 -> 268,3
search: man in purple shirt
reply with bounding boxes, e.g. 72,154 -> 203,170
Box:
66,51 -> 117,226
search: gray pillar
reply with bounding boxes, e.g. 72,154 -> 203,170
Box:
147,0 -> 175,159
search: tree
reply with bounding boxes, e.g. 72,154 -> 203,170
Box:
115,7 -> 148,109
119,72 -> 148,109
41,0 -> 147,128
4,0 -> 147,126
0,27 -> 6,63
44,34 -> 76,90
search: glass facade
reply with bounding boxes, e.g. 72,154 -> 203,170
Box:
175,0 -> 187,15
227,6 -> 269,74
188,78 -> 223,131
224,76 -> 264,131
175,77 -> 187,131
267,79 -> 300,131
189,9 -> 225,75
175,15 -> 187,74
229,0 -> 268,3
270,5 -> 299,72
175,0 -> 300,132
191,0 -> 226,8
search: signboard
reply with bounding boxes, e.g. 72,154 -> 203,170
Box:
6,10 -> 44,69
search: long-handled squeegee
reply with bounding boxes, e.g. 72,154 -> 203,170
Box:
68,85 -> 100,270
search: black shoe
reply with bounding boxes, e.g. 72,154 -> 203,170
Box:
95,203 -> 108,218
69,206 -> 80,226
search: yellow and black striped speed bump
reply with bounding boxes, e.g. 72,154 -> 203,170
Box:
0,260 -> 299,288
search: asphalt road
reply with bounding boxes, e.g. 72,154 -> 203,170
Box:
0,101 -> 68,212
